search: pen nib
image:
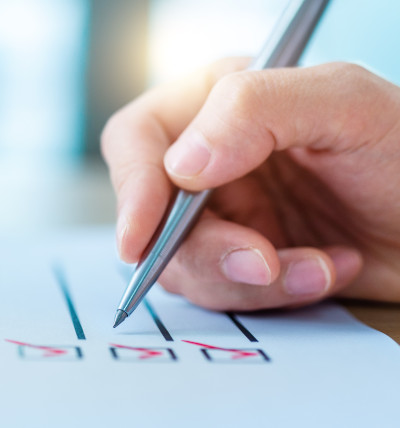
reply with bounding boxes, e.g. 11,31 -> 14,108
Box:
113,310 -> 128,328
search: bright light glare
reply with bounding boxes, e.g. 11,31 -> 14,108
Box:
0,1 -> 57,49
149,0 -> 286,85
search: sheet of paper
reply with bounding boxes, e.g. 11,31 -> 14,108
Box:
0,228 -> 399,428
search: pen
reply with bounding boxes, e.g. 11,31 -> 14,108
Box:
113,0 -> 330,328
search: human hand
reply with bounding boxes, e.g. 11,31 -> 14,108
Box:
102,59 -> 400,310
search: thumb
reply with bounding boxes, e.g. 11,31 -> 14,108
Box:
164,62 -> 400,190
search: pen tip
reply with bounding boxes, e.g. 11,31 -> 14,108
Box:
113,310 -> 128,328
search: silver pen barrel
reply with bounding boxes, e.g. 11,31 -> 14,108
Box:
249,0 -> 329,70
117,189 -> 211,317
114,0 -> 330,327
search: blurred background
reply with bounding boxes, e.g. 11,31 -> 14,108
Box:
1,0 -> 400,239
0,0 -> 286,238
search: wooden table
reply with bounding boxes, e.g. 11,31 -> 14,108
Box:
343,300 -> 400,344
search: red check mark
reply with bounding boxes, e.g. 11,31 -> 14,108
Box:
110,343 -> 164,360
182,340 -> 259,360
5,339 -> 68,357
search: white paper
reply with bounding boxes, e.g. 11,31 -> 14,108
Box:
0,228 -> 399,428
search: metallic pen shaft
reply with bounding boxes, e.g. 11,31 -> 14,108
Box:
117,189 -> 211,316
113,0 -> 331,326
249,0 -> 330,70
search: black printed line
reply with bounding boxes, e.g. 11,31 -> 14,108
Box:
110,348 -> 118,360
167,348 -> 178,360
53,265 -> 86,340
75,347 -> 84,358
201,349 -> 212,361
144,298 -> 174,342
226,312 -> 258,342
257,349 -> 271,362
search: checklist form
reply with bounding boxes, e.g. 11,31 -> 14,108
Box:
0,228 -> 399,428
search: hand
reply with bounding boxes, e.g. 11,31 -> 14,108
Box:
102,59 -> 400,311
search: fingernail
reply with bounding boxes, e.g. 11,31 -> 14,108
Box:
165,131 -> 211,178
116,215 -> 129,254
221,248 -> 271,286
284,258 -> 330,295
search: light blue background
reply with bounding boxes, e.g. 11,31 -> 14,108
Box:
300,0 -> 400,85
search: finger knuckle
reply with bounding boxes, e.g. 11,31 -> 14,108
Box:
318,62 -> 372,90
318,62 -> 392,142
196,57 -> 248,90
331,61 -> 368,79
331,62 -> 387,99
212,72 -> 256,117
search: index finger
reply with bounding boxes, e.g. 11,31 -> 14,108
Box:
101,58 -> 249,262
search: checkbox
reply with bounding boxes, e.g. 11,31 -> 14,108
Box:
182,340 -> 271,364
16,344 -> 82,361
110,344 -> 177,362
201,348 -> 270,363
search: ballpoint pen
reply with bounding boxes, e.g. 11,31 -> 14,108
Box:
113,0 -> 330,328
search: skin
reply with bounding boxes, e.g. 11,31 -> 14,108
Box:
101,59 -> 400,311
